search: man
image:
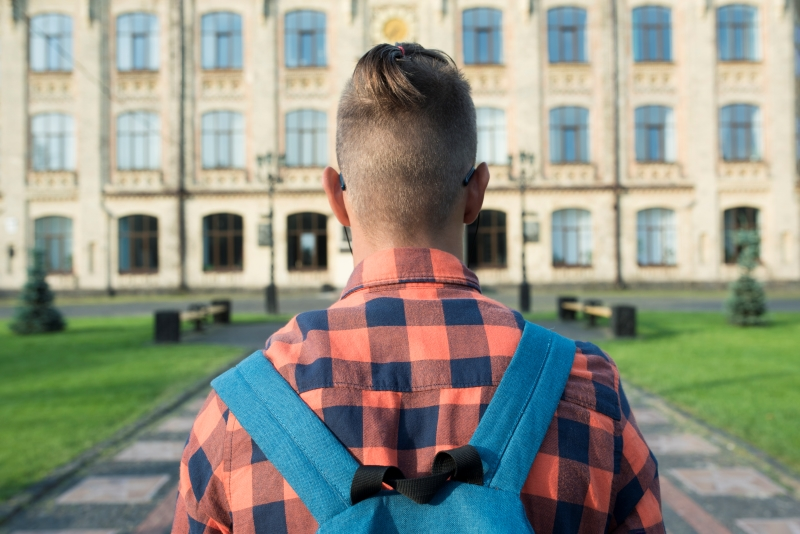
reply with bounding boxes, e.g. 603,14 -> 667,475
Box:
173,43 -> 663,533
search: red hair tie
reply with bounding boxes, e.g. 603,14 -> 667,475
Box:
397,45 -> 406,57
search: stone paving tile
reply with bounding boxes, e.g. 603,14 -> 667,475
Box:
11,531 -> 118,534
736,518 -> 800,534
634,408 -> 670,425
114,441 -> 185,462
55,475 -> 170,505
182,396 -> 206,414
645,433 -> 720,455
156,416 -> 195,433
671,467 -> 786,498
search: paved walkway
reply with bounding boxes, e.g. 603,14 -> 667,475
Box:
2,322 -> 799,533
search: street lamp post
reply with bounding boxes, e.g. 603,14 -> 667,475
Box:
509,152 -> 536,313
257,153 -> 284,314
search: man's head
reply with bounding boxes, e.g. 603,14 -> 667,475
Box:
330,43 -> 482,246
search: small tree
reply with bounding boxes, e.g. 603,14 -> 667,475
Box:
10,250 -> 66,334
726,228 -> 767,326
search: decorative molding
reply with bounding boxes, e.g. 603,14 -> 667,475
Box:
108,170 -> 163,190
279,167 -> 325,190
29,73 -> 73,102
717,162 -> 770,191
631,63 -> 676,94
541,164 -> 598,185
116,72 -> 159,100
27,171 -> 78,199
370,5 -> 417,45
463,66 -> 507,95
194,169 -> 249,188
485,165 -> 511,186
547,64 -> 592,95
284,69 -> 329,98
627,163 -> 687,185
200,71 -> 245,99
717,63 -> 762,94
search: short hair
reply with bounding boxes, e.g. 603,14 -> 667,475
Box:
336,43 -> 477,240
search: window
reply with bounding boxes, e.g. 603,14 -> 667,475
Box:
717,5 -> 759,61
720,104 -> 761,161
632,6 -> 671,62
635,106 -> 675,162
723,207 -> 759,264
466,210 -> 507,268
202,111 -> 245,169
637,208 -> 676,266
550,107 -> 589,163
117,112 -> 160,170
31,113 -> 75,171
552,209 -> 592,267
119,215 -> 158,273
203,213 -> 243,271
285,11 -> 326,68
285,110 -> 327,167
463,8 -> 503,65
547,7 -> 587,63
476,108 -> 507,165
287,213 -> 327,270
30,14 -> 73,72
117,13 -> 159,71
34,216 -> 72,273
201,12 -> 243,70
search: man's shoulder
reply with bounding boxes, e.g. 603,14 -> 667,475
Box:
562,340 -> 623,421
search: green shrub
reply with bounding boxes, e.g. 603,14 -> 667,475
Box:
726,228 -> 767,326
10,250 -> 66,335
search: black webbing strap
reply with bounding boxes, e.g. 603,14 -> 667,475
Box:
350,445 -> 483,505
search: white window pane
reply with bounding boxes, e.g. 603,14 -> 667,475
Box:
202,132 -> 214,168
233,131 -> 244,168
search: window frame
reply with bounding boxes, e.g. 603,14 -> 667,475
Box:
636,208 -> 677,266
285,10 -> 327,68
117,111 -> 161,170
552,209 -> 592,267
466,210 -> 507,269
547,7 -> 588,64
118,215 -> 159,274
632,6 -> 672,62
476,108 -> 508,166
723,207 -> 760,264
202,213 -> 244,272
31,113 -> 75,172
285,110 -> 327,168
287,212 -> 328,271
462,8 -> 503,65
635,105 -> 676,163
549,107 -> 590,164
116,12 -> 159,72
30,13 -> 73,72
201,12 -> 243,70
719,104 -> 761,162
34,216 -> 73,274
201,111 -> 245,169
717,4 -> 760,62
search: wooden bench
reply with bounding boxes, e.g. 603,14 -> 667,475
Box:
154,299 -> 231,343
557,296 -> 636,338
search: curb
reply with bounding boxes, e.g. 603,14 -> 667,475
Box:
0,349 -> 251,527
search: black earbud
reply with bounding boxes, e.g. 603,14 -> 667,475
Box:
339,173 -> 347,191
462,167 -> 476,186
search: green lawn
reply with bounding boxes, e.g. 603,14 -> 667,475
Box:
0,316 -> 243,502
596,312 -> 800,471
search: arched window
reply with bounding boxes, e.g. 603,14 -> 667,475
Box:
552,209 -> 592,267
202,111 -> 245,169
285,10 -> 326,68
30,14 -> 73,72
117,13 -> 159,71
718,5 -> 759,61
463,8 -> 503,65
31,113 -> 75,171
723,207 -> 759,264
637,208 -> 676,266
476,108 -> 507,165
635,106 -> 675,162
34,216 -> 73,273
203,213 -> 243,271
550,107 -> 589,163
201,12 -> 243,70
119,215 -> 158,273
632,6 -> 671,62
117,112 -> 160,170
285,110 -> 327,167
287,213 -> 327,270
547,7 -> 587,63
720,104 -> 761,161
466,210 -> 507,268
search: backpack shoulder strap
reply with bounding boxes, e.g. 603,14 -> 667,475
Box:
469,321 -> 576,494
211,352 -> 358,523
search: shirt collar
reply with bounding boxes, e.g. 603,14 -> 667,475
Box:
341,248 -> 481,299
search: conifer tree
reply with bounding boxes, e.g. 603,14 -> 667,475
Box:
726,228 -> 767,326
10,250 -> 66,334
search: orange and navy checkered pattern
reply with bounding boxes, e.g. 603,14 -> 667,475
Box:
173,248 -> 664,533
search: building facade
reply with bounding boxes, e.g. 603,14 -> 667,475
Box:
0,0 -> 799,294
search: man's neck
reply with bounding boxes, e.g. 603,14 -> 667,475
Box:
349,224 -> 465,266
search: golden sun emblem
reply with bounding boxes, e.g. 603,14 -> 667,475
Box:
382,18 -> 409,42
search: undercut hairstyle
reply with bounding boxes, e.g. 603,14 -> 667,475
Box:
336,43 -> 477,239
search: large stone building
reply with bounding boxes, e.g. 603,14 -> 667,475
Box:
1,0 -> 798,295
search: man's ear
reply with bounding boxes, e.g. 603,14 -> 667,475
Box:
464,163 -> 490,225
322,166 -> 351,227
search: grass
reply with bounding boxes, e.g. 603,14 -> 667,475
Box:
0,316 -> 244,502
596,312 -> 800,472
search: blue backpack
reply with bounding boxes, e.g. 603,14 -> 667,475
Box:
212,321 -> 575,533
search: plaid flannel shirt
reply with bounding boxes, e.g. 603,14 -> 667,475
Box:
173,248 -> 663,534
